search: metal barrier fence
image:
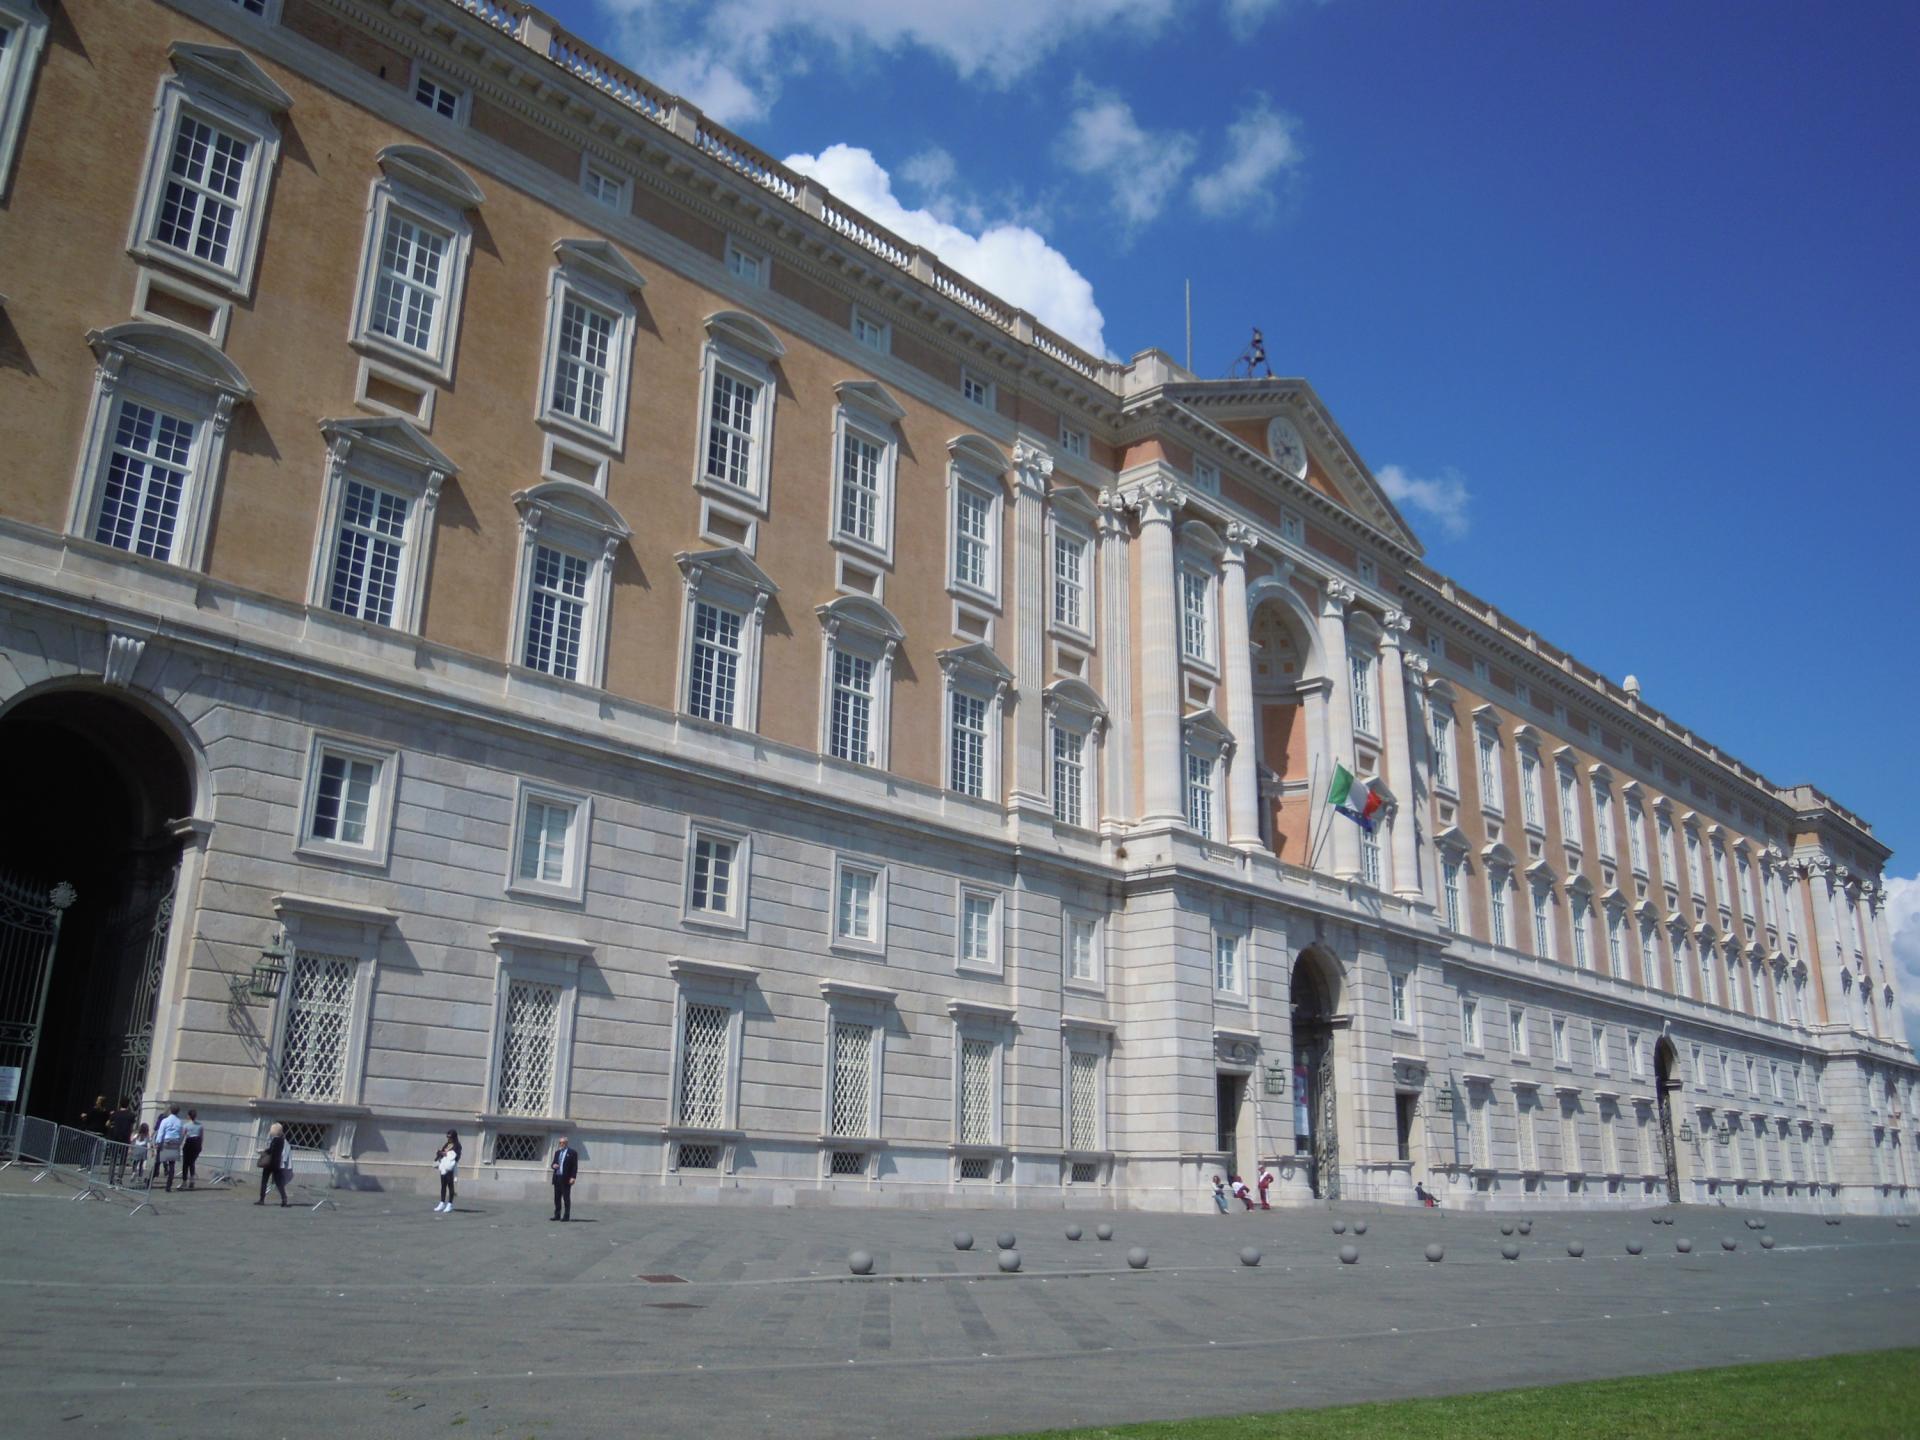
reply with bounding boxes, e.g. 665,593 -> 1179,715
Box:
0,1114 -> 336,1214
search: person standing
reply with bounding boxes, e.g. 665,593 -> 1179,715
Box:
1230,1174 -> 1255,1211
255,1123 -> 291,1207
549,1136 -> 577,1221
180,1110 -> 204,1190
79,1095 -> 111,1136
104,1099 -> 134,1187
1211,1175 -> 1230,1213
434,1129 -> 462,1213
1257,1165 -> 1275,1210
154,1106 -> 184,1192
128,1123 -> 151,1187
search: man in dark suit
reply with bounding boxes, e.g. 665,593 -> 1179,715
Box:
550,1136 -> 577,1221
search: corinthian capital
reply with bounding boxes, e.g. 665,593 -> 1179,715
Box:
1320,578 -> 1357,616
1379,609 -> 1412,649
1222,521 -> 1260,563
1104,476 -> 1189,526
1011,440 -> 1055,495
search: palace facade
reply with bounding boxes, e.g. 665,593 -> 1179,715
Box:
0,0 -> 1911,1211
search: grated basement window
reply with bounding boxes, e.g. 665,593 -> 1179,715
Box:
958,1156 -> 992,1181
829,1150 -> 866,1177
281,1122 -> 330,1152
676,1142 -> 719,1171
1071,1161 -> 1100,1184
493,1132 -> 544,1163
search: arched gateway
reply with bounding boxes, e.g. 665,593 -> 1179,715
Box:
1653,1035 -> 1682,1202
1291,947 -> 1344,1199
0,689 -> 195,1123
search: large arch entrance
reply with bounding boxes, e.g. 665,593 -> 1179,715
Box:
1247,588 -> 1326,866
1653,1035 -> 1682,1203
0,690 -> 193,1123
1291,948 -> 1344,1199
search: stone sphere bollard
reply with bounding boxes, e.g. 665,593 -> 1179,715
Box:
953,1231 -> 974,1251
848,1250 -> 875,1276
997,1249 -> 1022,1273
1760,1235 -> 1776,1250
1126,1247 -> 1149,1269
1096,1223 -> 1114,1241
1518,1221 -> 1533,1236
1500,1242 -> 1520,1261
1755,1218 -> 1767,1230
1626,1240 -> 1643,1255
1332,1220 -> 1347,1234
1065,1224 -> 1083,1242
1500,1222 -> 1515,1236
1721,1236 -> 1738,1252
1424,1244 -> 1444,1263
1353,1221 -> 1369,1235
1240,1247 -> 1262,1267
1676,1237 -> 1694,1253
1566,1241 -> 1585,1258
1651,1216 -> 1663,1226
997,1232 -> 1018,1252
1339,1245 -> 1359,1265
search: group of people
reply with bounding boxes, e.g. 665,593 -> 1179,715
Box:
1211,1168 -> 1277,1211
425,1130 -> 579,1220
77,1096 -> 204,1191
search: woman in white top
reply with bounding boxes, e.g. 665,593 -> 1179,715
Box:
434,1129 -> 462,1213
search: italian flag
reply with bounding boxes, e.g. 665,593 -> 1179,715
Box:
1327,764 -> 1384,831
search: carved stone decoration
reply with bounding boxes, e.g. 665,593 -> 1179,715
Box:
103,632 -> 148,689
1321,578 -> 1358,616
1011,439 -> 1055,487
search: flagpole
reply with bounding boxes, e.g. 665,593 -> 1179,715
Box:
1309,756 -> 1339,875
1301,752 -> 1322,867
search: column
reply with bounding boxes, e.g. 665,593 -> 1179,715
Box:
1316,579 -> 1360,879
1801,855 -> 1852,1031
1404,653 -> 1440,910
1377,610 -> 1421,899
1097,506 -> 1134,828
1007,441 -> 1052,815
1218,523 -> 1261,849
1128,479 -> 1188,826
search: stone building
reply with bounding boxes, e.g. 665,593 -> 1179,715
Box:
0,0 -> 1911,1212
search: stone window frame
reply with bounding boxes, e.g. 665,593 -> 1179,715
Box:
262,893 -> 394,1128
1063,908 -> 1104,995
503,778 -> 592,907
691,310 -> 785,517
818,979 -> 895,1162
954,883 -> 1004,975
535,240 -> 646,459
939,643 -> 1013,803
506,482 -> 630,690
480,928 -> 587,1126
307,416 -> 452,635
1045,678 -> 1107,831
830,853 -> 888,958
816,594 -> 905,770
1047,486 -> 1101,649
828,380 -> 906,569
948,999 -> 1015,1175
0,0 -> 50,202
945,435 -> 1008,609
293,730 -> 400,871
1061,1019 -> 1114,1166
680,819 -> 750,935
674,547 -> 777,733
663,957 -> 757,1173
347,146 -> 485,385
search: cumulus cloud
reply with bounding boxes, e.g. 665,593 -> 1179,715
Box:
1222,0 -> 1335,40
1376,463 -> 1473,541
1189,95 -> 1304,218
595,0 -> 1178,124
1057,87 -> 1198,230
1889,874 -> 1920,1046
783,144 -> 1109,356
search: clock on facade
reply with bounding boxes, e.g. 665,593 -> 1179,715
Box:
1267,416 -> 1307,477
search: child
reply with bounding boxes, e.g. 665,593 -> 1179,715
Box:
128,1123 -> 151,1185
1211,1175 -> 1230,1213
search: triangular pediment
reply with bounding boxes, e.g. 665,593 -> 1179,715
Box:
676,546 -> 777,597
319,416 -> 457,477
555,238 -> 647,293
169,42 -> 292,114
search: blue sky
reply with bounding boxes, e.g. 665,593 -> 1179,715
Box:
553,0 -> 1920,1014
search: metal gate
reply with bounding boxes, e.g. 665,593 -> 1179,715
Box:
1656,1082 -> 1680,1202
0,871 -> 76,1126
114,868 -> 178,1107
1312,1045 -> 1340,1201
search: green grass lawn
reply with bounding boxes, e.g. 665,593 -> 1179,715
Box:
995,1348 -> 1920,1440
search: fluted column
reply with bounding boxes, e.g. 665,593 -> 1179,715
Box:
1218,524 -> 1261,849
1404,651 -> 1439,908
1123,479 -> 1188,825
1316,579 -> 1360,879
1096,507 -> 1133,828
1802,856 -> 1854,1031
1377,610 -> 1421,899
1007,442 -> 1053,815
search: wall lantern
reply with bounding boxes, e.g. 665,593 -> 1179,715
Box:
1263,1062 -> 1288,1096
238,930 -> 291,1001
1678,1121 -> 1695,1143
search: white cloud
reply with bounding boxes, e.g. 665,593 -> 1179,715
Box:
1222,0 -> 1334,41
1189,95 -> 1303,217
1376,463 -> 1473,540
1057,87 -> 1198,229
1889,874 -> 1920,1047
596,0 -> 1177,125
783,144 -> 1109,356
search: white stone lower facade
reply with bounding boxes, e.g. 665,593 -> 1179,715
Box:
1,537 -> 1915,1217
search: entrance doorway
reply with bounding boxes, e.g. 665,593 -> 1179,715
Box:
0,690 -> 193,1122
1216,1072 -> 1247,1174
1290,949 -> 1342,1199
1653,1036 -> 1681,1202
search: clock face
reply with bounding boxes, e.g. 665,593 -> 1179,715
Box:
1267,417 -> 1307,478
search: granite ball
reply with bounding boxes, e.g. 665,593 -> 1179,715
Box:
1239,1247 -> 1262,1267
1499,1222 -> 1515,1236
1065,1224 -> 1082,1242
1096,1223 -> 1114,1241
848,1250 -> 874,1276
1353,1220 -> 1369,1236
1626,1241 -> 1643,1255
997,1249 -> 1022,1273
1424,1244 -> 1444,1263
1760,1235 -> 1776,1250
1518,1221 -> 1533,1236
1339,1245 -> 1359,1265
1721,1236 -> 1738,1252
1566,1241 -> 1585,1258
1332,1220 -> 1347,1234
1126,1247 -> 1149,1269
1500,1242 -> 1520,1261
996,1232 -> 1017,1251
952,1231 -> 974,1251
1676,1237 -> 1694,1253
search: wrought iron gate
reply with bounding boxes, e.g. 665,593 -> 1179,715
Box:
1656,1082 -> 1680,1202
0,871 -> 76,1124
1312,1045 -> 1340,1200
110,861 -> 179,1107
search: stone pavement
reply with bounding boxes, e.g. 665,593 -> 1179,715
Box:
2,1169 -> 1916,1439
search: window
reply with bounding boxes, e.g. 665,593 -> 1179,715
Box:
581,159 -> 625,210
676,1001 -> 730,1128
958,1036 -> 999,1145
838,429 -> 885,546
1558,767 -> 1579,836
1066,914 -> 1101,988
0,0 -> 50,203
1361,827 -> 1382,888
1521,754 -> 1542,827
1214,932 -> 1242,995
1349,649 -> 1376,735
493,979 -> 561,1116
1059,424 -> 1087,460
1442,856 -> 1463,931
1052,724 -> 1088,827
724,236 -> 766,286
276,952 -> 357,1102
819,596 -> 902,769
829,648 -> 875,763
1531,887 -> 1553,959
677,548 -> 774,733
128,47 -> 287,297
1628,803 -> 1647,872
1606,909 -> 1624,971
1489,872 -> 1510,947
298,737 -> 395,866
312,417 -> 448,633
688,601 -> 744,724
833,859 -> 885,951
538,244 -> 643,452
686,830 -> 742,922
348,148 -> 482,383
508,784 -> 588,903
1052,526 -> 1093,635
961,368 -> 993,409
1185,749 -> 1216,839
1510,1006 -> 1528,1056
694,313 -> 783,511
1390,970 -> 1409,1025
413,68 -> 465,121
1431,711 -> 1455,789
521,544 -> 590,680
1553,1016 -> 1569,1063
1068,1049 -> 1102,1152
1639,923 -> 1659,988
1461,995 -> 1481,1048
1737,854 -> 1753,918
1180,566 -> 1214,664
1477,729 -> 1502,811
1629,1030 -> 1645,1076
706,368 -> 761,490
1192,459 -> 1220,495
851,308 -> 889,354
1593,785 -> 1615,859
1591,1023 -> 1608,1073
1280,509 -> 1304,545
1357,556 -> 1378,586
949,474 -> 1000,601
1571,900 -> 1591,970
828,1021 -> 875,1138
949,690 -> 988,798
957,889 -> 1000,972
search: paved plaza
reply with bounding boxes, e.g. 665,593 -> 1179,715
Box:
2,1170 -> 1917,1438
